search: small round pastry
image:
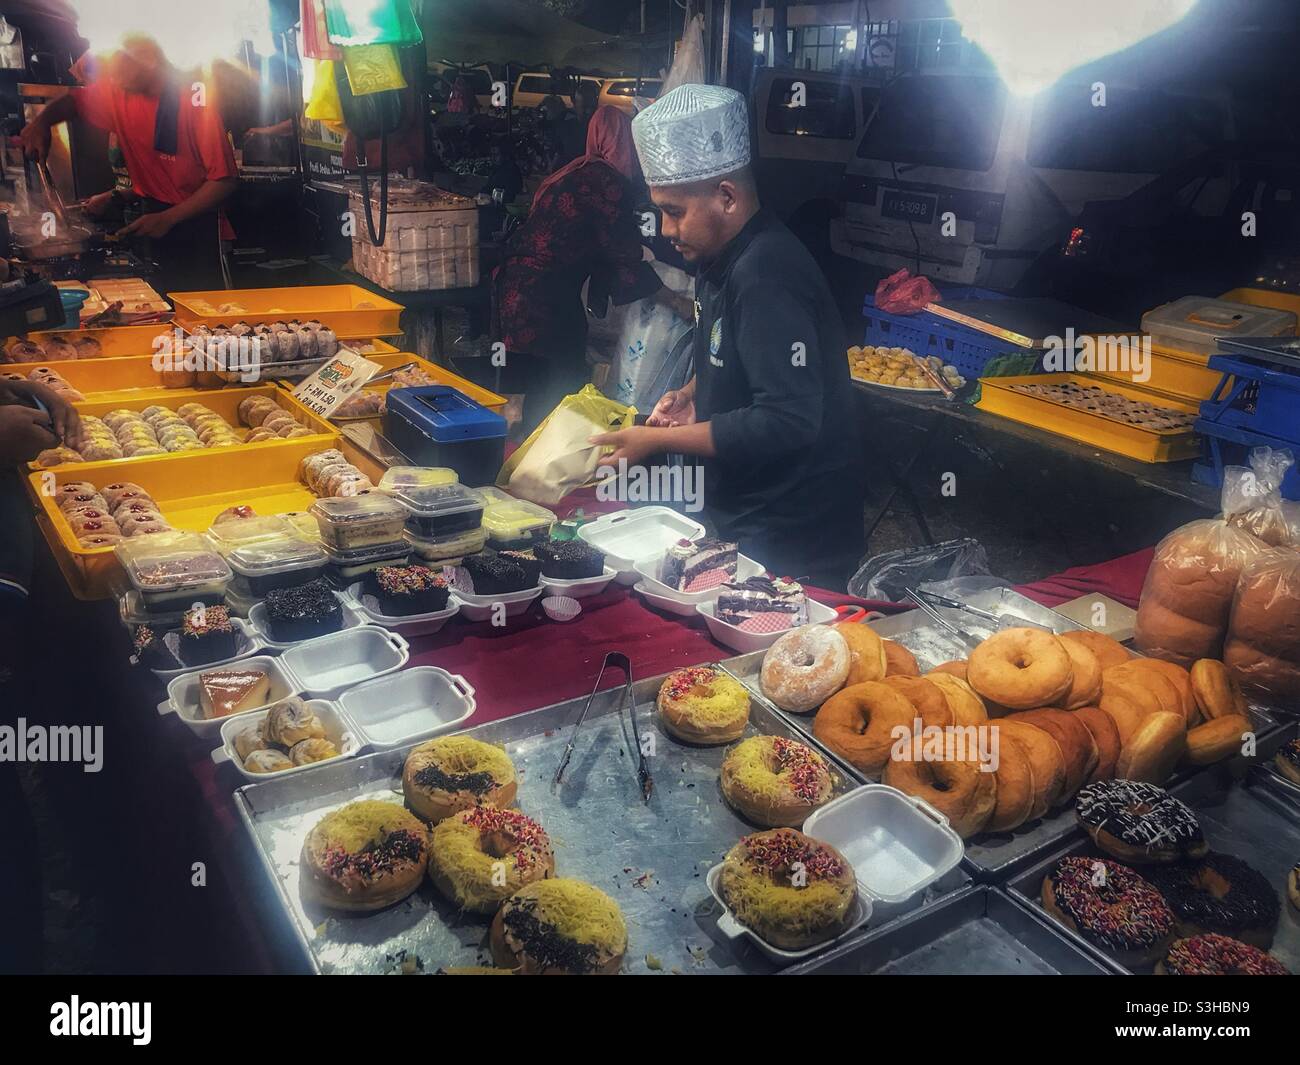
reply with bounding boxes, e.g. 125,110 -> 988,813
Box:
967,628 -> 1073,711
990,720 -> 1066,819
264,698 -> 326,747
1157,934 -> 1289,975
882,735 -> 998,838
1190,659 -> 1250,721
1056,637 -> 1102,709
924,673 -> 989,728
244,749 -> 293,774
290,738 -> 340,766
986,731 -> 1035,833
429,806 -> 555,913
402,736 -> 517,823
833,620 -> 887,684
813,681 -> 916,775
1274,739 -> 1300,786
759,624 -> 851,713
490,879 -> 627,974
1060,629 -> 1131,671
300,800 -> 429,912
719,735 -> 835,827
881,639 -> 921,677
656,665 -> 750,745
1145,853 -> 1280,948
717,829 -> 856,950
1075,779 -> 1206,864
880,675 -> 951,729
928,659 -> 968,680
1115,711 -> 1186,785
1071,706 -> 1121,783
233,723 -> 268,761
1004,708 -> 1098,799
1183,714 -> 1251,766
1042,856 -> 1174,968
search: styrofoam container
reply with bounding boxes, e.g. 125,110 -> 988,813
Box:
246,594 -> 368,651
576,507 -> 706,584
346,581 -> 460,636
633,553 -> 764,605
801,784 -> 964,907
540,566 -> 617,599
705,863 -> 871,963
209,698 -> 361,781
336,666 -> 476,749
159,653 -> 297,737
633,579 -> 698,617
452,585 -> 543,622
148,616 -> 264,680
696,598 -> 837,654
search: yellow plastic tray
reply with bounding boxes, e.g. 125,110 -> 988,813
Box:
1089,344 -> 1226,401
169,285 -> 403,338
976,372 -> 1201,463
1219,287 -> 1300,327
5,323 -> 175,358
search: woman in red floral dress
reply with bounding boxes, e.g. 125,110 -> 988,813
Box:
495,105 -> 665,430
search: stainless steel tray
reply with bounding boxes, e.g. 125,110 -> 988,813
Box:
783,885 -> 1114,975
1006,744 -> 1300,975
234,667 -> 962,974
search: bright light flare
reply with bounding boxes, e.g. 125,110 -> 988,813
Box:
71,0 -> 273,70
949,0 -> 1199,95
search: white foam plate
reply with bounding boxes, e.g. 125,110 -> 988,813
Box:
696,598 -> 837,654
577,507 -> 706,584
336,666 -> 476,749
345,581 -> 460,636
452,584 -> 543,622
633,553 -> 764,605
632,579 -> 698,617
159,654 -> 298,737
540,566 -> 617,599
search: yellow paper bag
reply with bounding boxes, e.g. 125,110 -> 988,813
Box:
342,44 -> 407,96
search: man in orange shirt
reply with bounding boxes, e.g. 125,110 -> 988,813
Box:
20,35 -> 238,291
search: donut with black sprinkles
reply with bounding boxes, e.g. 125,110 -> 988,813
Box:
1075,780 -> 1206,862
1145,852 -> 1280,947
501,899 -> 601,974
1160,933 -> 1289,975
1045,856 -> 1174,955
413,763 -> 496,796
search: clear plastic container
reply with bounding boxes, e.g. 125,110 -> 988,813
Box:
477,486 -> 555,548
404,526 -> 487,563
310,495 -> 409,550
278,510 -> 321,543
226,537 -> 330,596
385,482 -> 483,539
116,531 -> 232,609
207,514 -> 294,550
1141,296 -> 1297,358
322,541 -> 411,582
377,466 -> 458,493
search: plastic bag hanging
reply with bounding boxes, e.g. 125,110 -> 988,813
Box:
323,0 -> 423,47
342,43 -> 407,96
301,0 -> 343,60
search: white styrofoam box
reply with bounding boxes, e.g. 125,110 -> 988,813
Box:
346,581 -> 461,636
279,627 -> 409,698
695,598 -> 837,654
246,594 -> 368,651
540,566 -> 617,599
633,553 -> 764,605
577,507 -> 706,584
160,654 -> 296,737
149,616 -> 264,681
452,584 -> 543,622
336,666 -> 475,749
633,579 -> 697,617
210,699 -> 361,781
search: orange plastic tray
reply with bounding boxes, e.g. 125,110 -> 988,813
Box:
1219,287 -> 1300,328
4,323 -> 176,358
1089,344 -> 1227,401
169,285 -> 403,338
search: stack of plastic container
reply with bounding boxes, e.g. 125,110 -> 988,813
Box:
376,467 -> 486,566
310,495 -> 412,585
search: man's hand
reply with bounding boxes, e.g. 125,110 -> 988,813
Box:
20,381 -> 80,441
18,119 -> 51,162
119,210 -> 177,240
0,406 -> 58,463
81,191 -> 117,219
591,425 -> 663,468
647,387 -> 695,427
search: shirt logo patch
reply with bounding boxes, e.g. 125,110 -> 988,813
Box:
708,318 -> 723,367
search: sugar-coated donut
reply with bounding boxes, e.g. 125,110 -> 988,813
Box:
813,681 -> 916,775
882,735 -> 997,838
428,807 -> 554,913
1146,852 -> 1280,949
1075,779 -> 1206,864
1158,934 -> 1289,975
990,720 -> 1065,819
403,736 -> 517,823
720,735 -> 836,827
986,731 -> 1035,833
1189,658 -> 1249,720
1004,708 -> 1098,799
1060,629 -> 1131,671
1115,711 -> 1186,784
967,628 -> 1073,711
924,673 -> 989,729
1070,706 -> 1121,783
1183,714 -> 1251,766
300,800 -> 429,912
657,665 -> 751,745
490,879 -> 627,974
882,639 -> 920,677
760,625 -> 851,714
1057,637 -> 1103,709
1042,856 -> 1174,968
834,620 -> 887,684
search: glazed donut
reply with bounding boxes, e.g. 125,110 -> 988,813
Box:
1004,709 -> 1098,798
1041,856 -> 1174,968
967,628 -> 1073,711
1274,739 -> 1300,786
986,731 -> 1035,833
717,829 -> 856,950
1074,780 -> 1206,864
812,681 -> 916,775
882,735 -> 997,838
990,720 -> 1065,819
1145,853 -> 1280,949
1104,661 -> 1183,720
264,698 -> 326,747
1098,689 -> 1148,746
834,620 -> 887,684
1190,659 -> 1249,720
299,800 -> 429,912
880,675 -> 951,729
490,879 -> 627,974
759,625 -> 851,713
656,665 -> 751,745
924,673 -> 988,729
1158,934 -> 1289,975
1060,629 -> 1131,670
1115,711 -> 1186,785
928,660 -> 968,680
1183,714 -> 1251,766
1070,706 -> 1121,783
720,735 -> 835,827
403,736 -> 517,823
1131,658 -> 1198,726
428,806 -> 555,913
1056,637 -> 1103,709
881,639 -> 920,677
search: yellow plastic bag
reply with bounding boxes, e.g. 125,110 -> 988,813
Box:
342,44 -> 407,97
304,58 -> 344,124
498,385 -> 636,506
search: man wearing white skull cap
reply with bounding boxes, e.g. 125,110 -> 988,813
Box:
593,84 -> 863,587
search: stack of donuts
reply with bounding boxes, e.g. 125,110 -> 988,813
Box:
756,620 -> 1256,840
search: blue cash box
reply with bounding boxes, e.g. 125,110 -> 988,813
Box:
383,386 -> 507,487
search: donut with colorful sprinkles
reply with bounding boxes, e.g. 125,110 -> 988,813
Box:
1157,933 -> 1289,975
1041,856 -> 1175,968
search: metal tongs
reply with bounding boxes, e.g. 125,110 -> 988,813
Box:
35,160 -> 69,229
366,361 -> 417,386
903,586 -> 983,651
554,652 -> 653,801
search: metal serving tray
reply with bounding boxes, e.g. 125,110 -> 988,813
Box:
1006,742 -> 1300,975
783,884 -> 1113,975
234,667 -> 964,974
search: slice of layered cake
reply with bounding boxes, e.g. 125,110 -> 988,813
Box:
659,537 -> 738,593
715,576 -> 808,633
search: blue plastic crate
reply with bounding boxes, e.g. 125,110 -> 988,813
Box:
861,288 -> 1021,379
1192,417 -> 1300,499
1198,354 -> 1300,441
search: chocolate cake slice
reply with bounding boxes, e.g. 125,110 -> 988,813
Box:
498,549 -> 544,588
534,540 -> 604,580
715,576 -> 808,633
179,604 -> 237,666
659,537 -> 738,593
367,564 -> 451,616
264,578 -> 343,642
460,550 -> 532,595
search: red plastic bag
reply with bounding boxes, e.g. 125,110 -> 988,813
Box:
301,0 -> 343,60
875,269 -> 941,315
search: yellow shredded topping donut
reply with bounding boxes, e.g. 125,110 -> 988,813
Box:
507,879 -> 627,954
314,800 -> 425,853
